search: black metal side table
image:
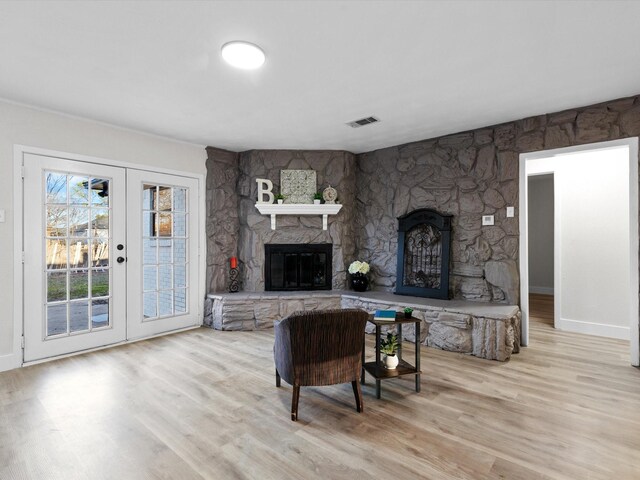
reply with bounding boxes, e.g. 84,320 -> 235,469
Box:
361,313 -> 421,399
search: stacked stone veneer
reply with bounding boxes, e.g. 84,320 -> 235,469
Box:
354,95 -> 640,303
206,147 -> 241,292
206,95 -> 640,306
204,292 -> 520,361
356,138 -> 520,303
237,150 -> 357,291
205,292 -> 342,330
201,95 -> 640,363
341,294 -> 520,362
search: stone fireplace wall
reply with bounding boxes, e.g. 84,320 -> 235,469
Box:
205,94 -> 640,305
237,150 -> 357,291
205,147 -> 240,293
354,94 -> 640,303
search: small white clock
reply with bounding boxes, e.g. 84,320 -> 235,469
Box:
322,185 -> 338,204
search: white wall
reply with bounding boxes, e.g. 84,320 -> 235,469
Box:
527,146 -> 631,340
527,175 -> 554,294
0,100 -> 206,371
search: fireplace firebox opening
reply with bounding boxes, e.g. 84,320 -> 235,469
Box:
265,243 -> 332,291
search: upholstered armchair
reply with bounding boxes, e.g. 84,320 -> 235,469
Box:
274,308 -> 369,421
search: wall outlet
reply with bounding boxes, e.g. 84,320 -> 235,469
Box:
482,215 -> 494,226
0,209 -> 5,223
506,206 -> 515,218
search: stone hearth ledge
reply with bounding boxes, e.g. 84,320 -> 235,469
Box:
205,291 -> 520,361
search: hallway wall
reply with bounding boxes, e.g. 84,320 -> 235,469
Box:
528,175 -> 554,294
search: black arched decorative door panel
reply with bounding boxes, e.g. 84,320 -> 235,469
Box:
396,209 -> 452,299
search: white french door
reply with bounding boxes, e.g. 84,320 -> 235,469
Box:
24,154 -> 127,361
23,153 -> 200,362
126,170 -> 200,339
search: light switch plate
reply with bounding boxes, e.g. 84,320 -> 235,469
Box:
0,209 -> 5,223
506,206 -> 515,218
482,215 -> 494,226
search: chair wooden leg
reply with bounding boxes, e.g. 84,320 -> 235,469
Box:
291,385 -> 300,421
276,369 -> 281,387
352,380 -> 363,413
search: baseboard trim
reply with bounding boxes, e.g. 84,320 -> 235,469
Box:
0,353 -> 21,373
529,286 -> 554,295
556,317 -> 630,340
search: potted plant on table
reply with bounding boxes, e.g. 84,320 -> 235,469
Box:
380,332 -> 399,370
403,307 -> 414,319
275,193 -> 286,204
313,192 -> 323,204
348,260 -> 370,292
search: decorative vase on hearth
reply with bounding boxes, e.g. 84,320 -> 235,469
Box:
350,273 -> 369,292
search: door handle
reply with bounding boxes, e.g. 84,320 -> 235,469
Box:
117,256 -> 127,264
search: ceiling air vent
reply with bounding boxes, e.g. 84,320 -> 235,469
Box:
347,116 -> 380,128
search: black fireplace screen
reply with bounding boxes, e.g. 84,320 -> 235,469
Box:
396,209 -> 452,299
265,244 -> 332,291
403,224 -> 442,289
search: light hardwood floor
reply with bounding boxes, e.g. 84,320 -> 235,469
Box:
1,316 -> 639,479
529,293 -> 554,325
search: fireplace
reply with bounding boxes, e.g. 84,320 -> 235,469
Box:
395,209 -> 452,299
265,244 -> 332,291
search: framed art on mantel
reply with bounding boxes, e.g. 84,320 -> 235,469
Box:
280,170 -> 316,204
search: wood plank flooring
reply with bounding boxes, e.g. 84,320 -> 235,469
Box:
530,293 -> 554,325
1,317 -> 639,479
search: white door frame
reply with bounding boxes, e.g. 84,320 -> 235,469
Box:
13,145 -> 206,368
518,138 -> 639,366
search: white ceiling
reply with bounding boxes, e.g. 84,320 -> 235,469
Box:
1,1 -> 640,154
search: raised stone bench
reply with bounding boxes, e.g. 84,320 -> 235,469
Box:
205,291 -> 342,331
204,291 -> 520,361
341,291 -> 520,362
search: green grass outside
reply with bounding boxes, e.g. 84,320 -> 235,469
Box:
47,271 -> 109,302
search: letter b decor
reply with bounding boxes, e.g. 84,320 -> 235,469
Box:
256,178 -> 275,204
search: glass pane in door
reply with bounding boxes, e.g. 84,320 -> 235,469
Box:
44,172 -> 112,337
142,184 -> 189,320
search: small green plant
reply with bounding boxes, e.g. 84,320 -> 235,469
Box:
275,193 -> 285,200
313,192 -> 323,201
380,332 -> 399,356
403,307 -> 414,314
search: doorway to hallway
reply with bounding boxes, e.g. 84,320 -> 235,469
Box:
519,138 -> 639,366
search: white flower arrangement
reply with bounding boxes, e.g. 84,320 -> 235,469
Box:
348,260 -> 370,275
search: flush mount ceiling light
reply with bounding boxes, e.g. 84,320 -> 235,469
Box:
221,41 -> 265,70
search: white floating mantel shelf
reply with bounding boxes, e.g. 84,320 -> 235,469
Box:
255,203 -> 343,230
